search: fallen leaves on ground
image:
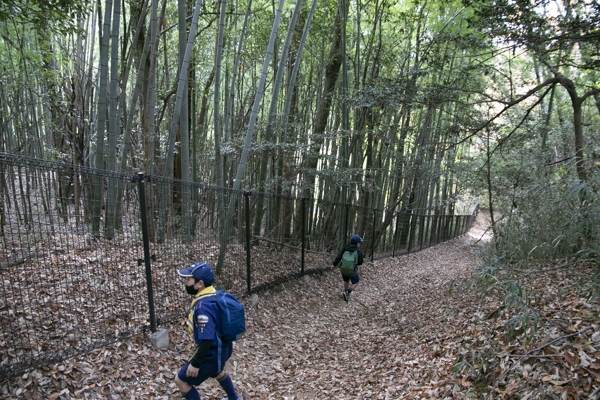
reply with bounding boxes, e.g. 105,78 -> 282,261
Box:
1,212 -> 599,399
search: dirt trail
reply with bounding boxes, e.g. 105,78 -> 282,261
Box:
7,212 -> 598,399
0,213 -> 491,400
218,213 -> 492,399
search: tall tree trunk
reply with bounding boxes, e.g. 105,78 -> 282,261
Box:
105,0 -> 121,239
116,5 -> 151,229
275,0 -> 318,241
92,0 -> 113,237
252,0 -> 304,240
213,0 -> 227,242
558,75 -> 588,184
217,0 -> 286,273
224,0 -> 252,188
179,0 -> 192,240
115,0 -> 150,234
302,0 -> 344,201
157,0 -> 203,242
338,0 -> 350,243
143,0 -> 162,242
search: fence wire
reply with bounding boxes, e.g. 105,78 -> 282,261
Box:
0,153 -> 476,379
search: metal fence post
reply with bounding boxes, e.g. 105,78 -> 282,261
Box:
244,191 -> 252,294
419,215 -> 425,251
406,214 -> 412,254
137,172 -> 156,333
301,197 -> 306,275
344,202 -> 350,243
392,212 -> 398,257
455,215 -> 459,237
371,208 -> 377,262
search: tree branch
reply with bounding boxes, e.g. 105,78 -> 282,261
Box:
453,77 -> 562,150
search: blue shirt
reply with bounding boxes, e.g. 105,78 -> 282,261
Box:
187,287 -> 232,364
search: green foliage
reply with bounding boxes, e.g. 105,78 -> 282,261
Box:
474,255 -> 541,343
446,279 -> 456,295
492,170 -> 600,263
452,359 -> 475,377
464,0 -> 599,61
505,307 -> 539,344
472,164 -> 600,336
0,0 -> 89,34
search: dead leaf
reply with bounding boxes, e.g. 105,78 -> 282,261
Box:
2,213 -> 600,398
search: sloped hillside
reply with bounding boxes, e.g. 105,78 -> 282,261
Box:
2,212 -> 599,399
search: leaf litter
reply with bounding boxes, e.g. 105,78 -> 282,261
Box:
1,212 -> 599,399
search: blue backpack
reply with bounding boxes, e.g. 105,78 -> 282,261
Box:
214,290 -> 246,342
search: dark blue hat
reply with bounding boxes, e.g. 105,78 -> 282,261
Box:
350,234 -> 363,244
178,262 -> 215,286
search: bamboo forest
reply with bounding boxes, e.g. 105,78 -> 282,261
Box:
1,0 -> 598,258
0,0 -> 599,397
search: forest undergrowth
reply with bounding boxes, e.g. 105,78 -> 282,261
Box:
1,211 -> 599,399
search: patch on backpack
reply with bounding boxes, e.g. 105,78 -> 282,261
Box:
196,315 -> 209,324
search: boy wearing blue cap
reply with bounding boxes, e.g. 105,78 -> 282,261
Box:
174,262 -> 241,400
332,234 -> 364,302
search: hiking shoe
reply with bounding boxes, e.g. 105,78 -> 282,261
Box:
346,292 -> 351,302
342,292 -> 348,302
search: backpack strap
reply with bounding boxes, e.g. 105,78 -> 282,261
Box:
190,291 -> 217,308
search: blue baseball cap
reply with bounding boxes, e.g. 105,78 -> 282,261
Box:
350,235 -> 363,244
178,262 -> 215,286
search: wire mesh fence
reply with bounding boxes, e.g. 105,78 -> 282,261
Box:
0,152 -> 477,379
0,154 -> 148,379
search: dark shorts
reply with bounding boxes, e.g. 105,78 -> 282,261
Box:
177,345 -> 232,386
342,273 -> 360,285
177,361 -> 220,386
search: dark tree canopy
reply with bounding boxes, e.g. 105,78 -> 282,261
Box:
464,0 -> 600,69
0,0 -> 90,33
